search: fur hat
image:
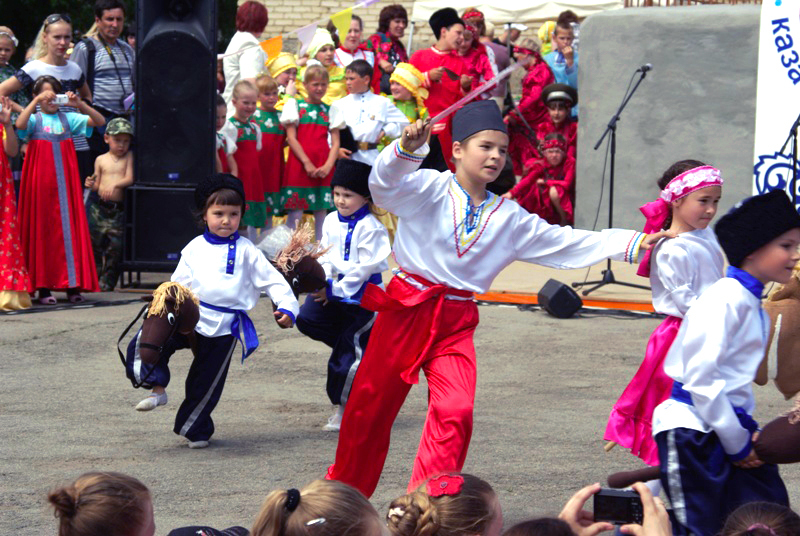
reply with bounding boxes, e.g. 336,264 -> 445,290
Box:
331,159 -> 372,199
429,8 -> 464,39
194,173 -> 246,211
452,100 -> 507,142
715,189 -> 800,268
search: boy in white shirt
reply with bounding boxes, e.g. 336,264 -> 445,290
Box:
330,59 -> 408,165
652,189 -> 799,536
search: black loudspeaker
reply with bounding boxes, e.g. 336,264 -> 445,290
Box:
136,0 -> 217,184
124,185 -> 198,271
538,278 -> 583,319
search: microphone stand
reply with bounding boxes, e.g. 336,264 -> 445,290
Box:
779,112 -> 800,204
572,67 -> 651,296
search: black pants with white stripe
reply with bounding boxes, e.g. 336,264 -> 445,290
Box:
126,330 -> 237,442
656,428 -> 789,536
295,296 -> 375,406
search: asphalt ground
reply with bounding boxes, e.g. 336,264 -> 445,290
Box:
2,292 -> 798,534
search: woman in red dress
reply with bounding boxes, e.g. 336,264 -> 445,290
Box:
505,38 -> 554,176
0,96 -> 32,310
16,76 -> 105,304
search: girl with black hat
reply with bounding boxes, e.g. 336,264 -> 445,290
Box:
127,173 -> 299,449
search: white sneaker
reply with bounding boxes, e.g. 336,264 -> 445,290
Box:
187,440 -> 209,449
135,391 -> 168,411
322,405 -> 344,432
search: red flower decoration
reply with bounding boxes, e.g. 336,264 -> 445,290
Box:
381,42 -> 392,53
426,475 -> 464,497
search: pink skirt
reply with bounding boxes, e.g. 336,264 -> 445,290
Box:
604,315 -> 681,466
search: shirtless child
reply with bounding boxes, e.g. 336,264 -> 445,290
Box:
84,117 -> 134,291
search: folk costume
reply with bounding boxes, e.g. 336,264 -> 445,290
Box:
280,96 -> 345,212
126,174 -> 299,444
296,160 -> 390,419
220,116 -> 266,227
329,90 -> 409,165
253,108 -> 286,216
536,84 -> 578,160
296,30 -> 348,106
510,141 -> 576,226
506,52 -> 554,175
326,101 -> 652,497
605,167 -> 725,467
334,43 -> 375,69
410,8 -> 467,173
366,31 -> 409,95
0,124 -> 32,310
216,129 -> 235,174
652,190 -> 795,536
459,25 -> 495,94
17,111 -> 98,293
266,52 -> 299,112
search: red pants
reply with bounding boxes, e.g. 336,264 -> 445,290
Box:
326,273 -> 479,497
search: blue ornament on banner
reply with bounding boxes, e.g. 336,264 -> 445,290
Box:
754,152 -> 798,209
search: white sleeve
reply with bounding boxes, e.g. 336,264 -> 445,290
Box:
248,245 -> 300,318
170,245 -> 195,287
381,99 -> 410,140
328,101 -> 347,130
219,122 -> 238,154
369,139 -> 444,218
279,98 -> 300,126
509,207 -> 638,268
679,290 -> 752,458
655,242 -> 699,316
239,45 -> 266,80
365,50 -> 376,67
330,224 -> 391,299
318,217 -> 334,280
253,121 -> 262,151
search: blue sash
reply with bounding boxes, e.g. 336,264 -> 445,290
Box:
671,381 -> 758,434
200,301 -> 258,362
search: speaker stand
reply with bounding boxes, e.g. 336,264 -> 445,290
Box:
572,259 -> 650,296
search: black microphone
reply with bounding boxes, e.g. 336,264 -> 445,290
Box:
639,63 -> 653,73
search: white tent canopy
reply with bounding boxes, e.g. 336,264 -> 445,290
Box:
411,0 -> 623,25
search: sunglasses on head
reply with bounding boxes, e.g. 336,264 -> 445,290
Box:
45,13 -> 71,26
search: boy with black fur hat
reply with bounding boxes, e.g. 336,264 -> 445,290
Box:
409,7 -> 472,173
125,173 -> 299,449
296,159 -> 390,431
652,189 -> 799,536
326,99 -> 672,497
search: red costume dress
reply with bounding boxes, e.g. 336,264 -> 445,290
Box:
280,98 -> 338,212
18,112 -> 98,292
459,45 -> 494,94
224,117 -> 266,227
511,155 -> 576,225
536,119 -> 577,160
507,60 -> 554,175
410,46 -> 466,172
0,124 -> 33,309
253,108 -> 286,216
216,131 -> 234,174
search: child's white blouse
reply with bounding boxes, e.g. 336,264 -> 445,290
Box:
369,140 -> 643,294
319,210 -> 391,300
653,278 -> 767,458
171,235 -> 299,338
650,228 -> 725,317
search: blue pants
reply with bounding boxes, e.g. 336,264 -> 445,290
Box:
656,428 -> 789,536
126,329 -> 237,442
295,295 -> 375,405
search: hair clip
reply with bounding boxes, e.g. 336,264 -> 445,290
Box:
426,474 -> 464,497
306,518 -> 326,526
0,31 -> 18,47
388,507 -> 405,518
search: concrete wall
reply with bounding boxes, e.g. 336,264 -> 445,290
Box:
575,5 -> 760,230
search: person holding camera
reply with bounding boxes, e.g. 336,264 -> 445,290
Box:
70,0 -> 135,162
